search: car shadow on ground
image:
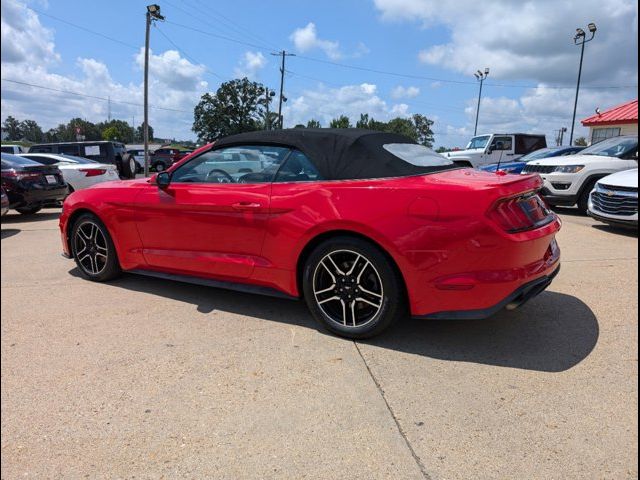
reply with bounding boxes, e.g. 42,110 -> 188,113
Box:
0,228 -> 20,239
70,269 -> 599,373
591,224 -> 638,238
1,212 -> 61,224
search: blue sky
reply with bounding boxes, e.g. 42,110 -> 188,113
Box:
1,0 -> 638,146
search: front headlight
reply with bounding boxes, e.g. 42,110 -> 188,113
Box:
554,165 -> 585,173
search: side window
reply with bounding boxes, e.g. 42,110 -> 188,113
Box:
58,145 -> 80,155
30,146 -> 53,153
274,150 -> 323,182
171,145 -> 291,184
491,136 -> 513,151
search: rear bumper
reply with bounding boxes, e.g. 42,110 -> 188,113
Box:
415,265 -> 560,320
6,186 -> 68,208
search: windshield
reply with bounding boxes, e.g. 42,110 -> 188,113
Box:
581,136 -> 638,157
466,135 -> 491,149
517,148 -> 557,162
383,143 -> 453,167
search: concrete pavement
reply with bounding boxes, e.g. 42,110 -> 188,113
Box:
1,208 -> 637,479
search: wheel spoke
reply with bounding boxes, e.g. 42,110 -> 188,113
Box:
350,301 -> 356,326
345,254 -> 361,276
318,295 -> 341,305
314,284 -> 335,295
356,260 -> 371,284
356,296 -> 381,308
326,254 -> 345,276
340,299 -> 347,325
358,285 -> 382,299
319,260 -> 337,283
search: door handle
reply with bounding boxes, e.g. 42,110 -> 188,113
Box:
231,202 -> 261,210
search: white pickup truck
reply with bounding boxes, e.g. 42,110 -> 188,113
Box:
446,133 -> 547,168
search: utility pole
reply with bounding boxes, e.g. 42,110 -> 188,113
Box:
473,67 -> 489,136
559,127 -> 567,146
569,23 -> 597,146
271,51 -> 295,129
107,96 -> 111,122
144,4 -> 165,176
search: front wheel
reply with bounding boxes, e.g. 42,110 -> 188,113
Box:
302,237 -> 406,339
71,213 -> 122,282
577,179 -> 598,214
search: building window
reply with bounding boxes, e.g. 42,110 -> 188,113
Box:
591,127 -> 621,144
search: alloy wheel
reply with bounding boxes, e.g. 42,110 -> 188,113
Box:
74,221 -> 108,275
312,249 -> 384,328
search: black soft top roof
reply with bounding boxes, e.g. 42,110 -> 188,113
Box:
214,128 -> 452,180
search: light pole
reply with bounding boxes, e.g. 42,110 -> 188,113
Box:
144,4 -> 165,177
473,67 -> 489,136
569,22 -> 596,146
264,88 -> 276,130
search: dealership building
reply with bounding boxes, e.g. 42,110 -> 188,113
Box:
581,99 -> 638,144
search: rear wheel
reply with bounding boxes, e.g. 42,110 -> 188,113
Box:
15,206 -> 41,215
71,213 -> 122,281
302,237 -> 405,339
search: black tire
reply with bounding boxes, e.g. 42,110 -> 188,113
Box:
302,236 -> 405,339
71,213 -> 122,282
15,206 -> 41,215
153,161 -> 166,172
119,154 -> 136,179
577,178 -> 599,214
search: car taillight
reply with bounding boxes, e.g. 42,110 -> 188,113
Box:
488,192 -> 554,233
79,168 -> 107,177
1,170 -> 43,182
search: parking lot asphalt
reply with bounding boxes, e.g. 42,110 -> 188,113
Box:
1,208 -> 637,479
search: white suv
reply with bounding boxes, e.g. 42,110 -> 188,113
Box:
521,135 -> 638,213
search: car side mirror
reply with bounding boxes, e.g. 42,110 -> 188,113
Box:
156,171 -> 171,188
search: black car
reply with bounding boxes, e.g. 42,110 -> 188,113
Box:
1,153 -> 68,215
28,141 -> 136,179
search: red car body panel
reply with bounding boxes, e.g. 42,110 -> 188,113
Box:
60,142 -> 560,318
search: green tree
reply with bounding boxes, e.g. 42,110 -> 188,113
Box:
66,118 -> 101,141
2,116 -> 22,141
19,119 -> 44,142
329,115 -> 352,128
574,136 -> 588,146
192,77 -> 266,141
411,113 -> 435,148
135,122 -> 154,142
293,124 -> 306,129
435,146 -> 449,153
97,119 -> 131,142
101,126 -> 120,141
306,119 -> 321,129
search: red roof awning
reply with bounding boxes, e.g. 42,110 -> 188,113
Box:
581,99 -> 638,127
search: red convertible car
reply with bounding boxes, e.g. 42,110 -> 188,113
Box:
60,129 -> 561,338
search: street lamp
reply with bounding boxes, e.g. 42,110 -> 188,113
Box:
143,4 -> 165,177
569,22 -> 596,146
473,67 -> 489,136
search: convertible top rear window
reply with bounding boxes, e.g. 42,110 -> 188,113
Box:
383,143 -> 453,167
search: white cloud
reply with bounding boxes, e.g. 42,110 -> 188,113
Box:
289,22 -> 342,60
234,51 -> 267,79
1,2 -> 209,140
0,0 -> 59,64
391,85 -> 420,99
374,0 -> 638,86
282,83 -> 412,127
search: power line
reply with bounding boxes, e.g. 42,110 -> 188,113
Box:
31,9 -> 140,51
164,20 -> 273,52
154,24 -> 225,81
0,78 -> 192,113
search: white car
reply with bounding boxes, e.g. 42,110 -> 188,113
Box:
521,135 -> 638,213
1,144 -> 27,154
19,153 -> 119,192
588,168 -> 638,228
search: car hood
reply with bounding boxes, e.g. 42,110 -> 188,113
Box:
527,154 -> 620,166
597,168 -> 638,188
446,148 -> 482,158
